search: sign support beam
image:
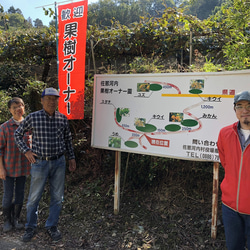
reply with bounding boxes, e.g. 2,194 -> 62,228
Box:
211,162 -> 219,239
114,151 -> 121,215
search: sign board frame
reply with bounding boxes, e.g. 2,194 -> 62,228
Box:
92,70 -> 250,161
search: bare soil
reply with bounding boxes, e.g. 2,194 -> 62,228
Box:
0,156 -> 227,250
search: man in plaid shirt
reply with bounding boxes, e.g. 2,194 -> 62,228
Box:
14,87 -> 76,242
0,97 -> 31,233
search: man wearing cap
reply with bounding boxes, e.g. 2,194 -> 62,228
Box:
217,90 -> 250,250
14,87 -> 76,242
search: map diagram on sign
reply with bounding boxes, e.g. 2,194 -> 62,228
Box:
92,71 -> 250,162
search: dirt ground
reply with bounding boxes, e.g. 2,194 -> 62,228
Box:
0,160 -> 227,250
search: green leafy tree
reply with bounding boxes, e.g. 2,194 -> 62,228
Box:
87,0 -> 175,26
183,0 -> 223,20
137,0 -> 175,17
49,19 -> 56,27
0,8 -> 8,31
88,0 -> 117,26
7,6 -> 22,15
0,90 -> 12,124
0,6 -> 32,30
33,18 -> 43,28
0,26 -> 57,88
8,13 -> 32,29
210,0 -> 250,69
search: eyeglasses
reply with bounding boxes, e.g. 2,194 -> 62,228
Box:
235,104 -> 250,111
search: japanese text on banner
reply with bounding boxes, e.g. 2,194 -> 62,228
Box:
58,0 -> 88,119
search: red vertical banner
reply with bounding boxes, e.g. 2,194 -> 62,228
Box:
58,0 -> 88,119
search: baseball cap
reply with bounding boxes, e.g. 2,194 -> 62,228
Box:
41,88 -> 60,97
234,91 -> 250,104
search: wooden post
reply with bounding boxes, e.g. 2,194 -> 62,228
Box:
114,151 -> 121,215
90,39 -> 97,74
189,29 -> 193,66
211,162 -> 219,239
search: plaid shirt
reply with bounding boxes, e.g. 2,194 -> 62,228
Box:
0,118 -> 31,177
15,109 -> 75,159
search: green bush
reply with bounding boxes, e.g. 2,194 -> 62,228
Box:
128,56 -> 165,73
0,80 -> 47,124
0,90 -> 11,124
202,60 -> 223,72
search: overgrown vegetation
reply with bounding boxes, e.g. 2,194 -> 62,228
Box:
1,0 -> 249,86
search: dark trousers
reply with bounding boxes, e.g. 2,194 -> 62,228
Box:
222,203 -> 250,250
2,176 -> 26,208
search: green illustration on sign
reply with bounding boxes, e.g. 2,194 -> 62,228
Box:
165,124 -> 181,132
136,124 -> 157,132
181,119 -> 198,127
125,141 -> 138,148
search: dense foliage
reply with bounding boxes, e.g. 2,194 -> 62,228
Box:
0,0 -> 249,75
0,5 -> 42,31
211,0 -> 250,69
183,0 -> 224,20
87,0 -> 175,26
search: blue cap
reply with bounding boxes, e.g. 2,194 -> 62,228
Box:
234,91 -> 250,104
41,88 -> 60,97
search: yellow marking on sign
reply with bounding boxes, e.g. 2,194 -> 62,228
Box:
161,94 -> 234,98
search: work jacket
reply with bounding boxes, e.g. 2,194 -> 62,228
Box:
217,121 -> 250,215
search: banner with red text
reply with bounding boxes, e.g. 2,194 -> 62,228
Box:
58,0 -> 88,119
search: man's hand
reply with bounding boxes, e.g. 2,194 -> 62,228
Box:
0,157 -> 6,180
69,159 -> 76,172
0,166 -> 6,180
25,150 -> 37,164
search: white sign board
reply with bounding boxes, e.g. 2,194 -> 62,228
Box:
91,70 -> 250,162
